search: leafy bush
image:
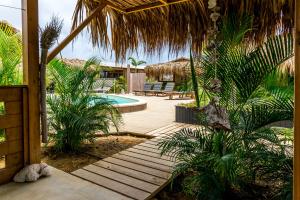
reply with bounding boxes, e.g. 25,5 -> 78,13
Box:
47,58 -> 121,153
110,75 -> 126,93
0,24 -> 22,85
160,16 -> 293,199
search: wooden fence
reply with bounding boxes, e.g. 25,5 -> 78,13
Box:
0,86 -> 28,184
129,73 -> 146,93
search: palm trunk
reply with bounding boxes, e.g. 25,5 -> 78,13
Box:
190,50 -> 200,108
40,48 -> 48,143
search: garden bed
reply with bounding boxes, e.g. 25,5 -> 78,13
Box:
41,134 -> 147,173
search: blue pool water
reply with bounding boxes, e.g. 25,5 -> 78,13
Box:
100,95 -> 139,105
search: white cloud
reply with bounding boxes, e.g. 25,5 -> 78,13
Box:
0,0 -> 187,64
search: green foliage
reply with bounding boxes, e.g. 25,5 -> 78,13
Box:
0,129 -> 5,143
128,57 -> 146,72
110,76 -> 126,93
0,25 -> 22,85
160,15 -> 294,199
47,58 -> 121,153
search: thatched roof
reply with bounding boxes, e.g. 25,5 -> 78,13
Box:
145,57 -> 192,77
61,58 -> 144,70
73,0 -> 294,61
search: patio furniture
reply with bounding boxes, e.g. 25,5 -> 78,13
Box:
164,91 -> 194,99
133,83 -> 153,95
145,82 -> 163,96
92,78 -> 114,93
156,82 -> 175,96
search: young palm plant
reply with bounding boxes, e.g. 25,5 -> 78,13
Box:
0,23 -> 22,85
159,16 -> 294,199
47,58 -> 121,153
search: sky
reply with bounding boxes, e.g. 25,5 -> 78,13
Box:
0,0 -> 188,65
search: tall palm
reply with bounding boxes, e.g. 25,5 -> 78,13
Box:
40,17 -> 63,143
128,57 -> 146,73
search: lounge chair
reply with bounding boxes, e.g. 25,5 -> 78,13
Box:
134,83 -> 153,95
156,82 -> 194,99
156,82 -> 175,96
145,82 -> 163,96
92,78 -> 114,93
164,91 -> 194,99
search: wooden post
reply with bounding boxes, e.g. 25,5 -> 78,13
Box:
127,64 -> 131,93
294,0 -> 300,199
22,0 -> 40,164
47,4 -> 106,62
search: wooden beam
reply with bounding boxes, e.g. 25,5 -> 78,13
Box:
22,0 -> 40,164
47,4 -> 106,62
294,0 -> 300,199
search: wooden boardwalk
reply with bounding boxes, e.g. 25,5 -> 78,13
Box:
72,123 -> 196,200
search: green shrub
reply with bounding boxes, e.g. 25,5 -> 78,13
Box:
0,25 -> 22,85
47,58 -> 121,153
160,15 -> 294,199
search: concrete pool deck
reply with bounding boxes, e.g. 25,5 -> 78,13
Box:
111,94 -> 193,134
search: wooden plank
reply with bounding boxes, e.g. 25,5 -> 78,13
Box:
22,0 -> 40,164
119,151 -> 175,167
47,4 -> 106,62
5,101 -> 22,115
22,87 -> 29,165
84,164 -> 159,193
147,123 -> 185,136
6,152 -> 23,167
138,142 -> 161,150
0,88 -> 22,102
72,169 -> 151,200
132,145 -> 169,156
294,1 -> 300,199
151,124 -> 192,137
0,115 -> 22,129
106,156 -> 171,177
145,123 -> 179,135
0,164 -> 23,184
93,161 -> 166,185
5,127 -> 22,141
0,140 -> 23,155
126,148 -> 172,161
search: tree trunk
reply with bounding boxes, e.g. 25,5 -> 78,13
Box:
40,48 -> 48,143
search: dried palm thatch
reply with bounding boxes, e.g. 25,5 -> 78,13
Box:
72,0 -> 294,61
145,57 -> 200,78
279,56 -> 294,75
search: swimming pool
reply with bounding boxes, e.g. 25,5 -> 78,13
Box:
101,94 -> 139,105
97,94 -> 147,113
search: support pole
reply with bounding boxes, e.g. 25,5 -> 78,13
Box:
127,64 -> 131,93
22,0 -> 40,164
294,0 -> 300,199
47,4 -> 106,62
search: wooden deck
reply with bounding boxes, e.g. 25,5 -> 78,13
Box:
72,122 -> 196,200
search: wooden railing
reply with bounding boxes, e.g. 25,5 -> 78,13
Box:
0,86 -> 28,184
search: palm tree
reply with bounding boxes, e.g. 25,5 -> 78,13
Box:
159,15 -> 294,199
47,58 -> 121,153
128,57 -> 146,73
39,17 -> 63,143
